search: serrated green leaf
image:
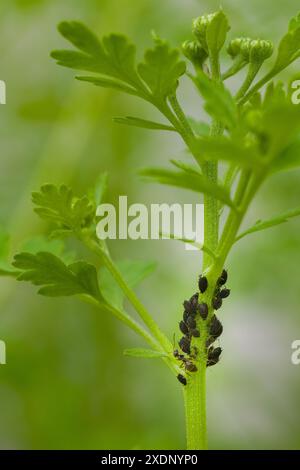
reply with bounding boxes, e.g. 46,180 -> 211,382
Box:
138,37 -> 186,101
206,10 -> 230,57
32,184 -> 94,233
114,116 -> 176,132
99,260 -> 156,311
13,252 -> 102,299
190,73 -> 237,129
236,207 -> 300,242
124,348 -> 168,358
52,21 -> 144,92
139,167 -> 236,208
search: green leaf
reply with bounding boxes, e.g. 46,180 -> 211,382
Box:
113,116 -> 176,132
138,37 -> 186,101
196,136 -> 260,169
124,348 -> 168,358
270,12 -> 300,74
206,10 -> 230,57
76,76 -> 138,96
99,260 -> 156,311
32,184 -> 94,233
51,21 -> 143,91
13,252 -> 102,299
170,159 -> 202,175
236,207 -> 300,242
139,167 -> 236,208
190,73 -> 237,129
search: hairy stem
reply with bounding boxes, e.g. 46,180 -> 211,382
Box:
184,349 -> 207,450
184,51 -> 223,449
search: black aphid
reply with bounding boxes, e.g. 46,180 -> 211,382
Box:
190,293 -> 199,308
190,328 -> 200,338
198,275 -> 208,293
186,315 -> 196,330
173,349 -> 185,361
183,310 -> 189,323
183,300 -> 196,316
184,360 -> 198,372
207,347 -> 222,367
220,288 -> 230,299
179,336 -> 191,354
198,302 -> 208,320
208,346 -> 222,361
177,374 -> 187,385
179,320 -> 189,335
218,269 -> 228,286
212,297 -> 222,310
206,336 -> 215,348
209,315 -> 223,339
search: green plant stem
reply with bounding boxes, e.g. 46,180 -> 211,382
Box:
81,294 -> 158,347
184,52 -> 223,449
184,351 -> 207,450
79,235 -> 173,354
222,56 -> 246,80
80,294 -> 181,376
235,62 -> 262,101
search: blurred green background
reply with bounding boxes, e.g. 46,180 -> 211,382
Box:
0,0 -> 300,450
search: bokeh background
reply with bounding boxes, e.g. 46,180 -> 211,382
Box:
0,0 -> 300,450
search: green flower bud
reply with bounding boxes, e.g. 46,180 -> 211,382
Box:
227,37 -> 252,59
192,15 -> 211,51
227,38 -> 273,64
192,10 -> 230,56
248,39 -> 273,63
182,40 -> 208,67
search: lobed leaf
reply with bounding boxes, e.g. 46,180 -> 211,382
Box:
138,37 -> 186,101
13,252 -> 102,299
32,184 -> 94,233
52,21 -> 143,91
190,73 -> 237,129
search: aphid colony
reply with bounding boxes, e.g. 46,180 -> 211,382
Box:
176,269 -> 230,386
